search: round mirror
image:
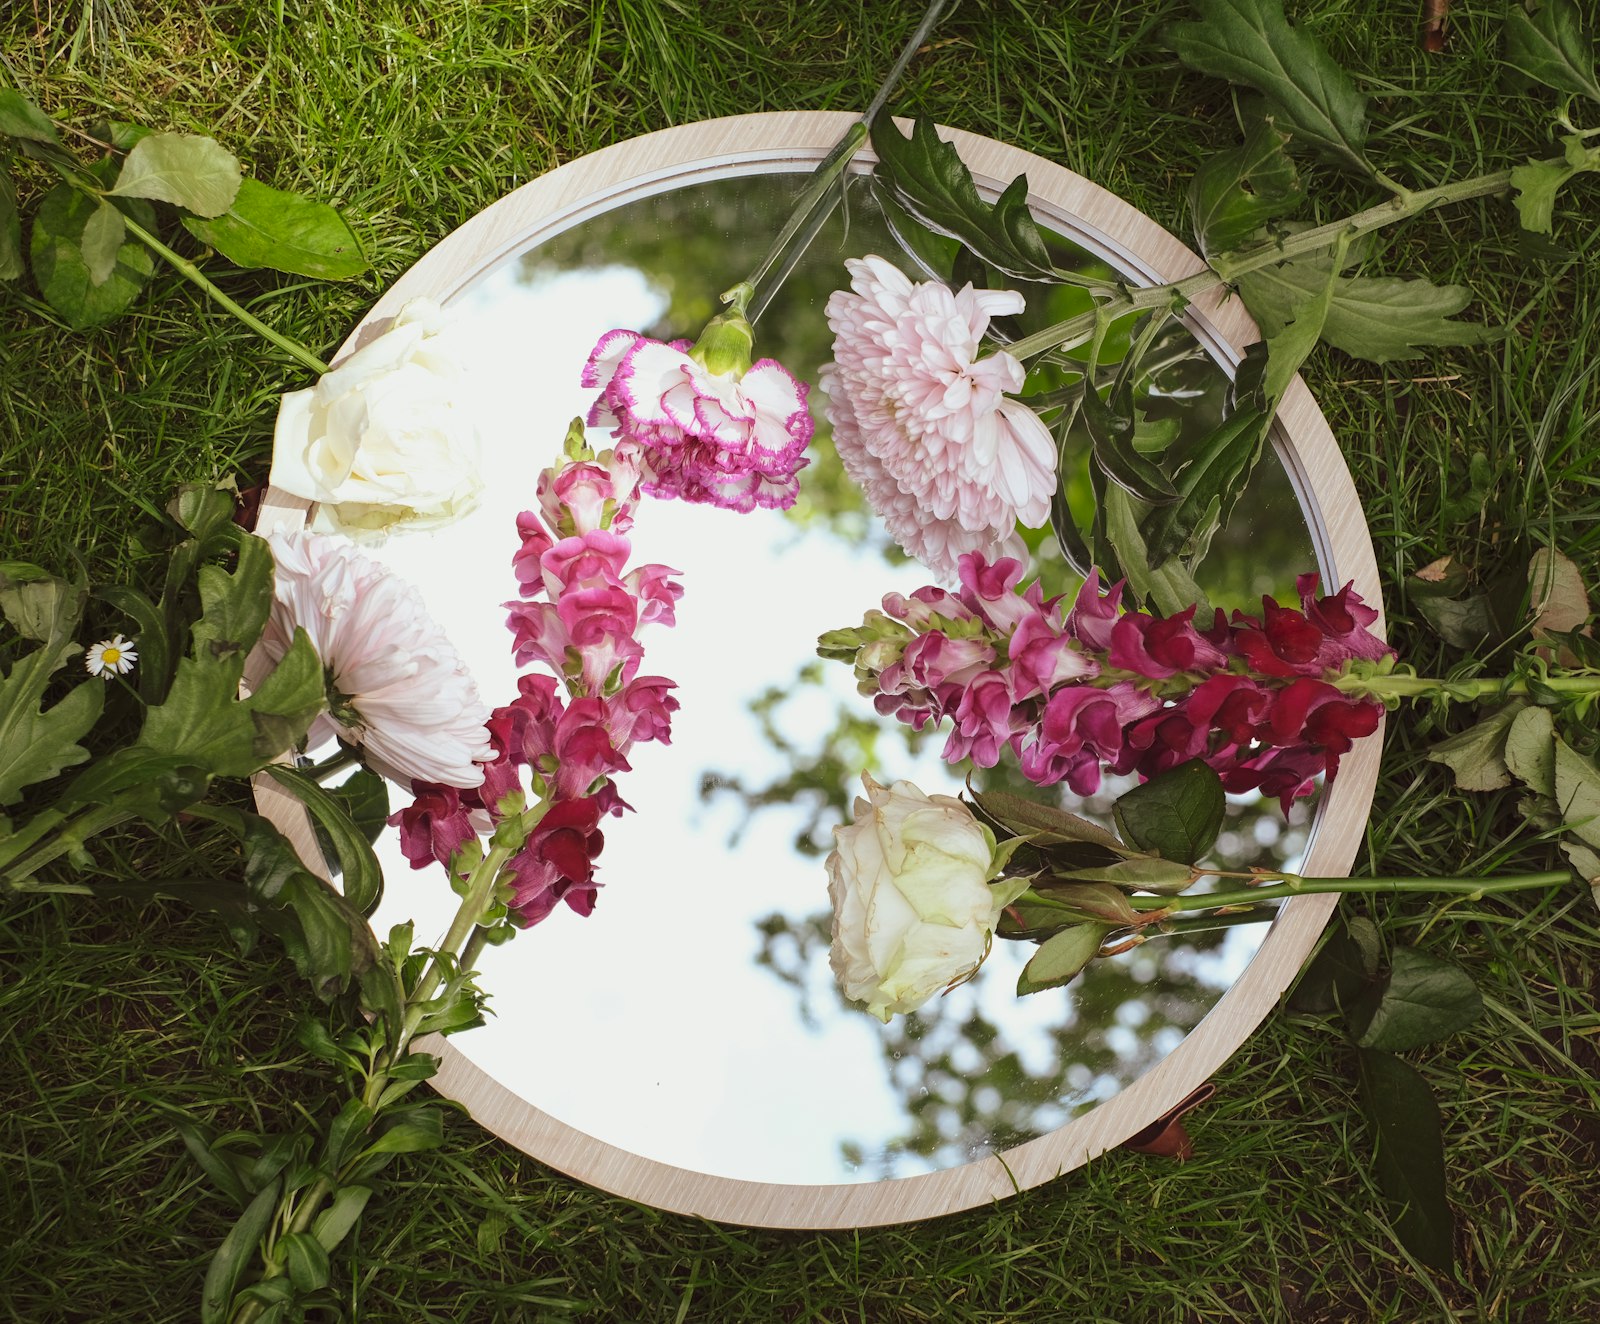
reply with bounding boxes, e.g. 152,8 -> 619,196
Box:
255,113 -> 1381,1227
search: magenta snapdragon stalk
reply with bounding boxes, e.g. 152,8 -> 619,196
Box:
226,427 -> 682,1322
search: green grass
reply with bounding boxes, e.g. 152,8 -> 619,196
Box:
4,1 -> 1600,1320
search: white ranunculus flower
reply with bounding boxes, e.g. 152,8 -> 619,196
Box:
270,298 -> 483,541
827,773 -> 1026,1022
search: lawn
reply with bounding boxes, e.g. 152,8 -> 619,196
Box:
2,1 -> 1598,1321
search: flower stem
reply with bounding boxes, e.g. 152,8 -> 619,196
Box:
1004,159 -> 1537,363
119,214 -> 332,376
742,0 -> 954,322
1124,870 -> 1570,915
1332,672 -> 1600,702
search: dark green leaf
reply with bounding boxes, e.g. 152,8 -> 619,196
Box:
1017,923 -> 1109,995
0,171 -> 22,281
1143,403 -> 1273,567
0,566 -> 102,807
94,583 -> 171,703
0,89 -> 59,144
1188,113 -> 1304,256
1348,947 -> 1483,1051
1082,376 -> 1179,505
1423,701 -> 1527,792
169,1114 -> 250,1209
322,768 -> 390,847
1103,483 -> 1212,619
324,1099 -> 376,1172
1414,592 -> 1493,649
294,1018 -> 360,1071
183,177 -> 368,279
57,748 -> 212,821
968,787 -> 1132,855
359,1106 -> 444,1158
867,175 -> 961,281
264,765 -> 384,914
1237,256 -> 1491,365
200,1178 -> 280,1324
1505,0 -> 1600,102
1356,1048 -> 1454,1273
1112,760 -> 1225,864
110,131 -> 241,216
28,183 -> 155,329
1167,0 -> 1374,177
311,1184 -> 373,1254
277,1232 -> 330,1294
1261,233 -> 1345,402
870,116 -> 1058,282
1287,915 -> 1380,1013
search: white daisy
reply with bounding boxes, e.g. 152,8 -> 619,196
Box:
85,635 -> 138,678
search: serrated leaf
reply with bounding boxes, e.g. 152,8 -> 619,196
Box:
264,765 -> 384,914
1424,701 -> 1527,792
0,89 -> 59,144
1504,705 -> 1556,799
79,198 -> 127,286
870,116 -> 1058,283
1554,736 -> 1600,850
28,183 -> 155,329
1505,0 -> 1600,103
1347,946 -> 1483,1051
1189,113 -> 1304,256
1357,1048 -> 1454,1274
1167,0 -> 1374,178
1512,159 -> 1577,235
1237,256 -> 1491,365
183,177 -> 368,279
0,172 -> 22,281
867,174 -> 961,282
111,132 -> 241,216
200,1178 -> 280,1324
1112,760 -> 1225,864
1017,923 -> 1109,995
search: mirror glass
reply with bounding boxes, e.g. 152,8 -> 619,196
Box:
359,166 -> 1320,1185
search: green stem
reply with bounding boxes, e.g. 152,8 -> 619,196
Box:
0,803 -> 135,886
1125,870 -> 1570,915
119,214 -> 331,375
1005,159 -> 1532,362
1333,672 -> 1600,701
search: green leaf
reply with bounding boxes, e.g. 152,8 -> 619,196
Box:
1082,375 -> 1180,506
310,1184 -> 373,1254
28,183 -> 155,329
200,1178 -> 280,1324
1053,857 -> 1197,893
870,116 -> 1058,283
1287,915 -> 1380,1013
1112,760 -> 1226,865
0,89 -> 60,144
110,132 -> 241,217
263,765 -> 384,914
0,567 -> 103,806
1017,923 -> 1109,995
967,788 -> 1132,855
1562,839 -> 1600,912
1103,484 -> 1213,619
183,177 -> 368,279
1553,736 -> 1600,850
1356,1048 -> 1454,1274
168,1114 -> 250,1209
0,171 -> 22,281
359,1106 -> 445,1158
1512,159 -> 1576,235
1414,592 -> 1493,650
1423,701 -> 1527,792
1029,880 -> 1141,924
277,1231 -> 330,1294
1142,403 -> 1273,567
867,175 -> 962,281
322,768 -> 390,847
79,198 -> 126,286
1504,705 -> 1556,799
323,1099 -> 376,1172
1167,0 -> 1374,178
1260,233 -> 1346,402
94,583 -> 171,704
1505,0 -> 1600,103
1347,946 -> 1483,1051
1188,113 -> 1304,256
56,748 -> 212,822
1237,256 -> 1491,365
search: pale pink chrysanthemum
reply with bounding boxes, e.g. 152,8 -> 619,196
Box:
822,255 -> 1056,580
254,531 -> 494,790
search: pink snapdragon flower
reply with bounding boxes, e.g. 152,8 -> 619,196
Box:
826,553 -> 1393,808
583,303 -> 813,513
821,256 -> 1057,581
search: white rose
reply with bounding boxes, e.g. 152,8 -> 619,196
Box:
270,298 -> 483,540
827,773 -> 1026,1022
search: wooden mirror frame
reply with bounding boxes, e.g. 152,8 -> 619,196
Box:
253,112 -> 1383,1229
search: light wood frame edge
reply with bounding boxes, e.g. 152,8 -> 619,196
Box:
253,111 -> 1382,1230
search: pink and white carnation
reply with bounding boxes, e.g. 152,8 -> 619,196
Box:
583,314 -> 813,513
822,256 -> 1057,581
255,531 -> 494,790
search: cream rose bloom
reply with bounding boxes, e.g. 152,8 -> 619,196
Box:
827,773 -> 1025,1022
270,299 -> 483,540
